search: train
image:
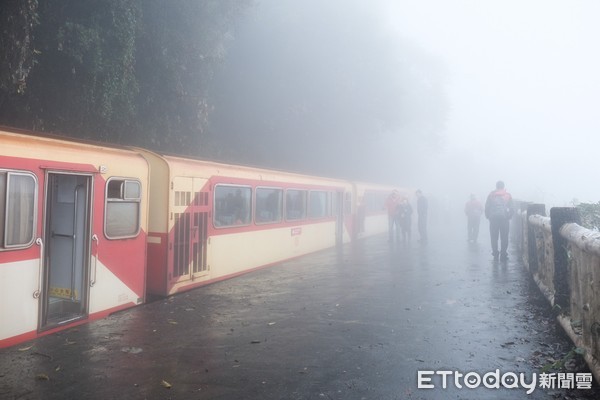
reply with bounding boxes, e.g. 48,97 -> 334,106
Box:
0,126 -> 411,348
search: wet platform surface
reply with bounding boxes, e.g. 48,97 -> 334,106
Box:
1,225 -> 599,399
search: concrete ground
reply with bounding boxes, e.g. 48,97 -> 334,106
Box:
1,224 -> 598,399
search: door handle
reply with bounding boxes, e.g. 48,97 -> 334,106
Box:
33,238 -> 43,299
90,234 -> 99,287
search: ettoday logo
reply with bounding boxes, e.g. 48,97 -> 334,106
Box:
418,370 -> 536,394
417,370 -> 593,394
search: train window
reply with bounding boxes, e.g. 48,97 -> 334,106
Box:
0,171 -> 37,249
285,189 -> 307,221
214,185 -> 252,227
105,178 -> 141,239
364,191 -> 387,214
255,187 -> 283,224
309,191 -> 328,219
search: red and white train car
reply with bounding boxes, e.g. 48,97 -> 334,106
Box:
0,127 -> 149,348
353,182 -> 414,238
0,126 -> 404,348
138,150 -> 354,297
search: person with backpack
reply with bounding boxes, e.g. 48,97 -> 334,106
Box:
485,181 -> 515,261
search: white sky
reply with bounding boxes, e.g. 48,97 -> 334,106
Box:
378,0 -> 600,205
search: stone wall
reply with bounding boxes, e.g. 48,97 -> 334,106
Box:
513,204 -> 600,380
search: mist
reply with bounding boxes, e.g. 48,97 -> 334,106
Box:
208,0 -> 600,209
208,0 -> 447,183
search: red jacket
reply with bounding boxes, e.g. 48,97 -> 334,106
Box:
385,194 -> 401,216
465,199 -> 483,218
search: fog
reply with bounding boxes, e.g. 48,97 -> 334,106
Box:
210,0 -> 600,208
385,0 -> 600,207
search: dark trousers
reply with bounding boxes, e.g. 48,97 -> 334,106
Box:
489,217 -> 509,256
418,215 -> 427,242
388,216 -> 399,241
467,216 -> 480,241
400,219 -> 411,243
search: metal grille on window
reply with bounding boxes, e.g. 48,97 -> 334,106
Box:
173,190 -> 209,278
173,211 -> 190,277
192,211 -> 208,273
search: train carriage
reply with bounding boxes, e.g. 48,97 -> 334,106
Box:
0,128 -> 149,348
354,182 -> 414,238
139,149 -> 354,297
0,126 -> 404,348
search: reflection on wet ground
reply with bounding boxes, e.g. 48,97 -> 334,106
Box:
1,226 -> 598,399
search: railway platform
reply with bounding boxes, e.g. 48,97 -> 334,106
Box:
1,224 -> 598,399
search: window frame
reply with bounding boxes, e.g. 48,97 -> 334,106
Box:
0,169 -> 38,251
104,177 -> 142,240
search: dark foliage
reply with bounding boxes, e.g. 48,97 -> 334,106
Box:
577,202 -> 600,231
0,0 -> 252,152
0,0 -> 39,104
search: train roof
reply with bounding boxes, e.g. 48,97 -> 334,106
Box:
0,125 -> 400,189
0,125 -> 142,155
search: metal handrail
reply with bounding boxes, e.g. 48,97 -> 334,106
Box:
90,234 -> 99,287
33,238 -> 43,299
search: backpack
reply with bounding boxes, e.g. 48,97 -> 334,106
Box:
487,193 -> 509,219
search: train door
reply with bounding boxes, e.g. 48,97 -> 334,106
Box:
171,177 -> 209,285
40,173 -> 92,329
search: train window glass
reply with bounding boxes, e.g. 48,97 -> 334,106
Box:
124,180 -> 141,199
364,191 -> 387,214
285,189 -> 307,220
255,187 -> 283,224
0,171 -> 37,249
309,191 -> 328,219
214,185 -> 252,227
105,178 -> 141,238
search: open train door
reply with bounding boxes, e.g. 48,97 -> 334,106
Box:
40,172 -> 92,329
170,177 -> 210,287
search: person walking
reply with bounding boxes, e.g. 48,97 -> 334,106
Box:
415,189 -> 428,243
464,194 -> 483,243
397,197 -> 413,244
385,190 -> 401,242
484,181 -> 514,261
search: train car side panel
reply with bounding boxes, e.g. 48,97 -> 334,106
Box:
0,259 -> 40,344
0,129 -> 149,348
207,220 -> 336,280
146,155 -> 354,296
135,149 -> 170,297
